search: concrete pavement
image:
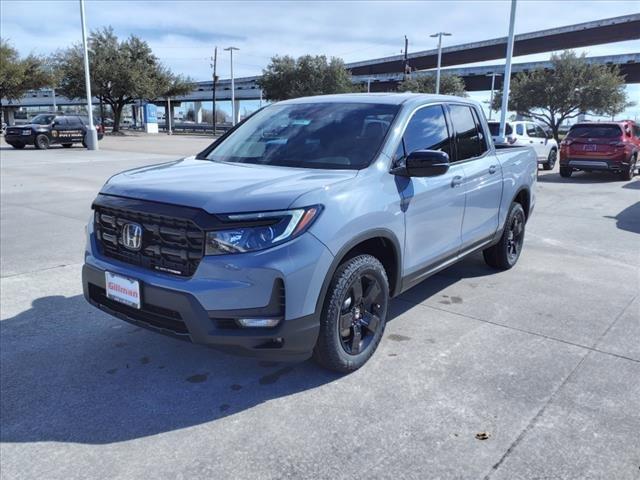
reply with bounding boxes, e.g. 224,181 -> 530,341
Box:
1,137 -> 638,479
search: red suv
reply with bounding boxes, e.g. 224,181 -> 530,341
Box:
559,121 -> 639,180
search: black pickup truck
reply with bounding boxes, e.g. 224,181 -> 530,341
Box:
4,113 -> 104,149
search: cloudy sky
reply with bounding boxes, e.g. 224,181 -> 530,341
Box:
1,0 -> 639,116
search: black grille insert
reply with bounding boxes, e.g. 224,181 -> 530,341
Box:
88,284 -> 188,335
94,205 -> 204,277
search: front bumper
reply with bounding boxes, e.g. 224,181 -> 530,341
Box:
5,133 -> 33,144
83,223 -> 334,361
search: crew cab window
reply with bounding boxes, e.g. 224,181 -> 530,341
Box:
526,123 -> 538,137
31,114 -> 55,125
516,124 -> 524,135
54,117 -> 68,126
399,105 -> 451,159
535,126 -> 548,138
449,104 -> 483,161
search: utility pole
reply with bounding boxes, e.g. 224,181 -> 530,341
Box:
224,46 -> 240,126
403,35 -> 409,80
430,32 -> 452,95
499,0 -> 517,142
210,46 -> 218,136
79,0 -> 98,150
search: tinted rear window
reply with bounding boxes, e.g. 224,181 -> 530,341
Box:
568,125 -> 623,139
488,122 -> 512,136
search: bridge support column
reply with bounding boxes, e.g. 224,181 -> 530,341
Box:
233,99 -> 241,124
194,101 -> 203,123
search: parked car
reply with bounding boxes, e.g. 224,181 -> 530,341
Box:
4,113 -> 104,149
488,120 -> 559,170
559,121 -> 639,180
82,94 -> 537,372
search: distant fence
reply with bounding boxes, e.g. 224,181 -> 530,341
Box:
157,122 -> 232,135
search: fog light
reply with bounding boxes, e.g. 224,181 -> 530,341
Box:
237,317 -> 282,328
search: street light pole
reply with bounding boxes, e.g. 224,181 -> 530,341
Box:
224,46 -> 240,126
486,72 -> 502,120
499,0 -> 517,142
79,0 -> 98,150
211,46 -> 218,136
430,32 -> 451,95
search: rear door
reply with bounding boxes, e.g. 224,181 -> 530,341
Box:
65,116 -> 86,143
449,104 -> 503,249
400,104 -> 466,279
526,123 -> 546,159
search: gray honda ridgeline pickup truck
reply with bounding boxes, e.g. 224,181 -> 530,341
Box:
83,94 -> 537,372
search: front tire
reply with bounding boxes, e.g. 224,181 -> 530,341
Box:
559,167 -> 572,178
543,149 -> 557,170
313,254 -> 389,373
483,202 -> 526,270
34,134 -> 50,150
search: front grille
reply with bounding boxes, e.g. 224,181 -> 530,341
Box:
88,284 -> 189,335
94,205 -> 204,277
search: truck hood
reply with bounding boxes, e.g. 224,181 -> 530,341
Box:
101,156 -> 358,214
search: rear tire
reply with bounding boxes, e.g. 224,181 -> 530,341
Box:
483,202 -> 526,270
34,134 -> 50,150
313,254 -> 389,373
559,167 -> 572,178
620,156 -> 636,181
543,149 -> 557,170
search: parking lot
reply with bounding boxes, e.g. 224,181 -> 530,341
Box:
1,136 -> 638,479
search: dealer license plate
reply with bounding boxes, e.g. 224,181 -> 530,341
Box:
105,271 -> 141,309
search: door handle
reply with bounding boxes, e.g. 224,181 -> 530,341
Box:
489,165 -> 497,174
529,140 -> 534,143
451,175 -> 463,188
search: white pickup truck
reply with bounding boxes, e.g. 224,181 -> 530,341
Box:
489,121 -> 558,170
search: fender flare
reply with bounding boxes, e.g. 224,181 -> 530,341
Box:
313,228 -> 403,315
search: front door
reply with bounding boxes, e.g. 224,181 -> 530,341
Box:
398,104 -> 466,279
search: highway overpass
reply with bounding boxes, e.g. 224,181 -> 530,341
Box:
348,13 -> 640,75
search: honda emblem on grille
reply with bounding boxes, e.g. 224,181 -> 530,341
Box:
121,223 -> 143,251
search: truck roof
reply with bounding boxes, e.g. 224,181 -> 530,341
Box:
278,92 -> 482,109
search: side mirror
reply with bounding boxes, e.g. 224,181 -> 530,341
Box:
392,150 -> 450,177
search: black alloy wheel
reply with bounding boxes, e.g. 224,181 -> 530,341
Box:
338,271 -> 385,355
506,209 -> 525,264
313,254 -> 389,372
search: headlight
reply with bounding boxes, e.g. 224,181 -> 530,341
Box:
21,130 -> 31,136
205,205 -> 322,255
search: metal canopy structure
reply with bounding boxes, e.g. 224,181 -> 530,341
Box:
347,14 -> 640,76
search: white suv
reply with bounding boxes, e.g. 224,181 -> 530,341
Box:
488,121 -> 558,170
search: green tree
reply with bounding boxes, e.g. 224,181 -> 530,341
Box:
53,27 -> 192,132
397,74 -> 467,97
491,51 -> 631,141
0,39 -> 51,123
258,55 -> 358,101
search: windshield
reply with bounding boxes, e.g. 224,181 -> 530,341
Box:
31,114 -> 55,125
567,125 -> 622,139
204,102 -> 400,169
487,122 -> 512,136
